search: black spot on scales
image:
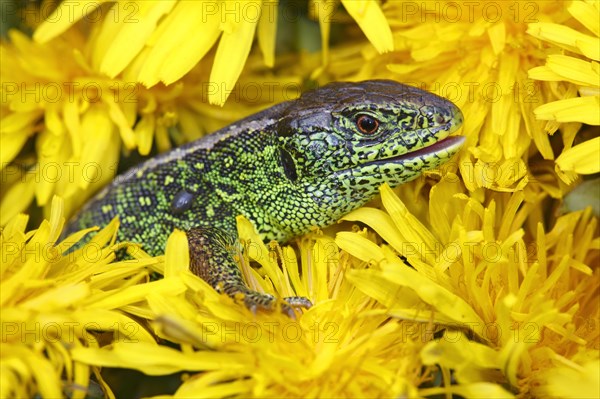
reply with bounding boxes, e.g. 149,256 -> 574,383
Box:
171,189 -> 197,215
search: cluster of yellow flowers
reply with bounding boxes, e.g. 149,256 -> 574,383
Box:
1,1 -> 598,398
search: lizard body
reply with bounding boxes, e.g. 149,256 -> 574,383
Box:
67,80 -> 464,313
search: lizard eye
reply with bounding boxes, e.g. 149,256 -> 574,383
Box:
356,114 -> 379,135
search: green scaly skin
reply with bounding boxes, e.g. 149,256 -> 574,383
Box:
66,80 -> 464,315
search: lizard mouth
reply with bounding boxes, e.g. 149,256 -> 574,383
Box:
366,135 -> 466,167
365,108 -> 465,167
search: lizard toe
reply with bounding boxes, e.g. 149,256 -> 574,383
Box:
240,291 -> 309,318
283,296 -> 313,309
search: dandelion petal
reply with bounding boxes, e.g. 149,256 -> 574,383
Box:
568,1 -> 600,37
258,0 -> 278,67
139,1 -> 221,86
99,2 -> 176,78
556,136 -> 600,175
341,0 -> 393,53
535,96 -> 600,125
209,5 -> 261,105
34,0 -> 107,43
164,230 -> 190,278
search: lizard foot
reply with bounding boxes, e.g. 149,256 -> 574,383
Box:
239,291 -> 312,319
186,227 -> 312,318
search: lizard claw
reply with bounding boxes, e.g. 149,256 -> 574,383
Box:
281,297 -> 313,319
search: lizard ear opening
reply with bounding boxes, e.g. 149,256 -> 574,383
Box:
279,148 -> 298,182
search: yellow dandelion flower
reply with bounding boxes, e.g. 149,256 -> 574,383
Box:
19,182 -> 592,398
33,0 -> 282,105
66,213 -> 442,397
33,0 -> 393,105
1,198 -> 447,397
0,197 -> 164,398
1,28 -> 121,222
336,181 -> 599,397
527,0 -> 600,182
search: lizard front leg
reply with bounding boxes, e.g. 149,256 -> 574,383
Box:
186,227 -> 312,317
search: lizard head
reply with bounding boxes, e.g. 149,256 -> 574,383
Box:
275,79 -> 464,220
